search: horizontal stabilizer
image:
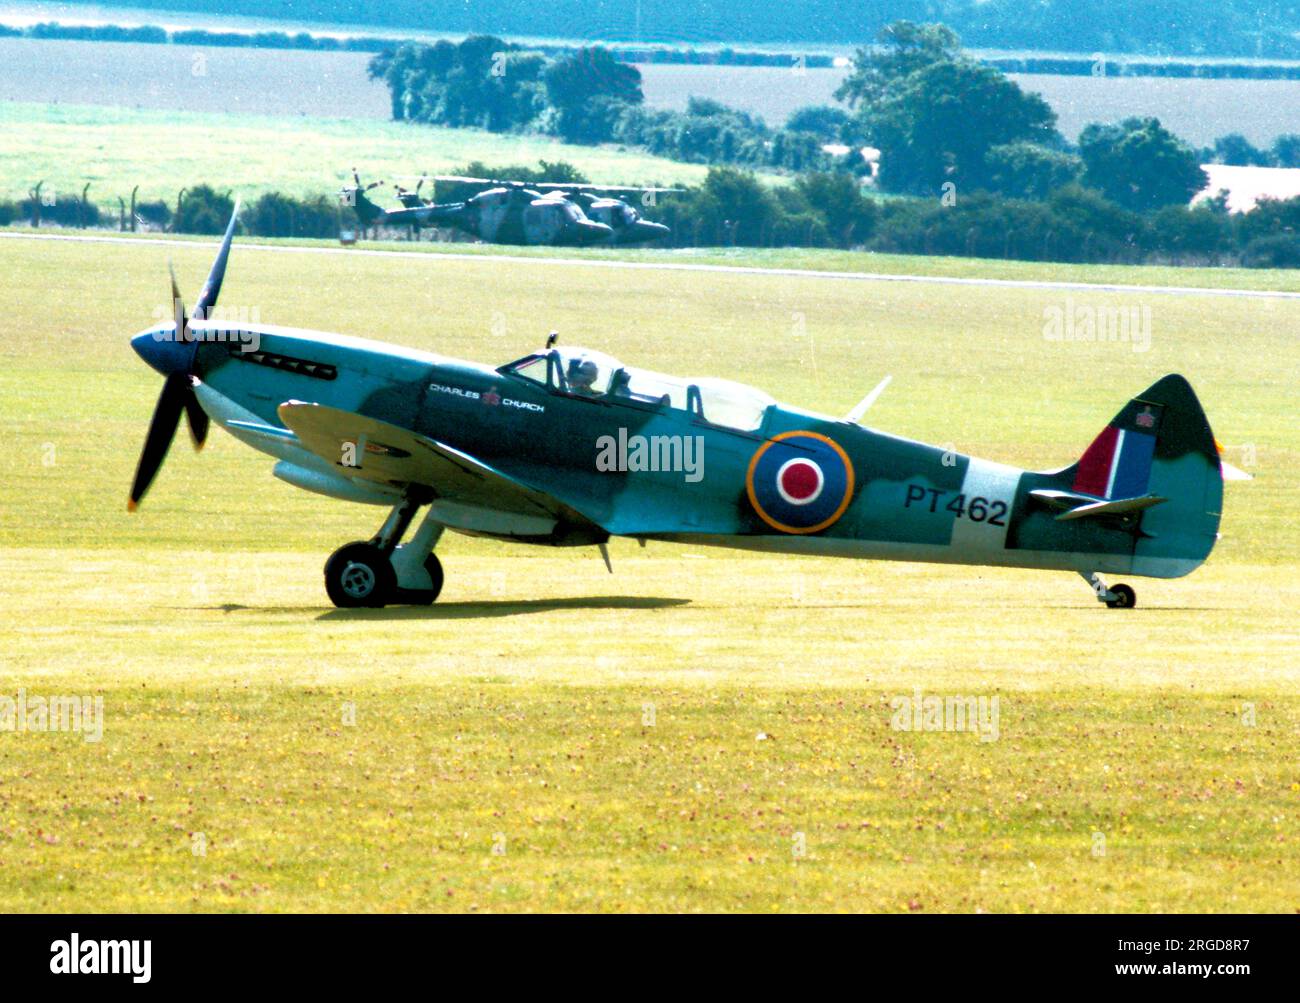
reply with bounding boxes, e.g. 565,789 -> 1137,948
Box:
845,375 -> 892,424
1031,487 -> 1168,522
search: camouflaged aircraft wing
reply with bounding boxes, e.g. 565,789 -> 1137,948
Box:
276,401 -> 604,540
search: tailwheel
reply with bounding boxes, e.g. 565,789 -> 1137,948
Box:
325,541 -> 396,608
1105,583 -> 1136,609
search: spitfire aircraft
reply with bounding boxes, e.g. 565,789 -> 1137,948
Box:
129,206 -> 1226,610
340,170 -> 673,246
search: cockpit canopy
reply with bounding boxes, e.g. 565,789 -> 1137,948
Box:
589,198 -> 638,227
499,346 -> 774,432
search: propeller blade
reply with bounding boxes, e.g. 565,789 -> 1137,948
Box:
127,373 -> 188,511
182,383 -> 209,450
168,260 -> 188,343
194,198 -> 240,320
846,375 -> 892,423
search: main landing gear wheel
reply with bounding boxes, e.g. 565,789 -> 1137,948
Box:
1105,583 -> 1137,609
397,553 -> 445,606
421,553 -> 444,604
325,542 -> 396,608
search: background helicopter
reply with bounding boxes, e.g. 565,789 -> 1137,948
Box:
339,169 -> 676,247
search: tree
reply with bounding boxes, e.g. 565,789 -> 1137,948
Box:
1272,134 -> 1300,168
834,21 -> 961,110
693,168 -> 780,246
867,59 -> 1059,194
1240,234 -> 1300,268
1146,205 -> 1230,259
247,192 -> 338,238
1211,133 -> 1272,166
1236,195 -> 1300,243
836,20 -> 1058,195
1046,184 -> 1142,258
544,47 -> 642,112
1078,117 -> 1209,212
793,173 -> 877,245
541,47 -> 642,143
547,94 -> 628,144
785,105 -> 854,142
176,185 -> 234,235
368,37 -> 545,132
983,142 -> 1082,199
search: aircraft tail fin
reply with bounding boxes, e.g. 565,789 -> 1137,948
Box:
1056,374 -> 1223,576
350,187 -> 384,225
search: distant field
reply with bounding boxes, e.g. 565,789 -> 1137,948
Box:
3,36 -> 1298,146
0,101 -> 718,208
641,64 -> 1300,145
639,62 -> 846,125
1008,73 -> 1300,148
0,235 -> 1296,911
0,36 -> 390,117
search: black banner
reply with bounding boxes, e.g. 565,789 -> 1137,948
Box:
0,913 -> 1290,989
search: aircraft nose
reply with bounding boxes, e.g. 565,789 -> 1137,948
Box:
577,221 -> 613,245
637,221 -> 670,241
131,327 -> 192,376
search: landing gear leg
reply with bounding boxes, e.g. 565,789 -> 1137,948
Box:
324,491 -> 439,609
1081,571 -> 1137,609
389,508 -> 446,605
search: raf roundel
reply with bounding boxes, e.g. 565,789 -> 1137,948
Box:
746,432 -> 855,534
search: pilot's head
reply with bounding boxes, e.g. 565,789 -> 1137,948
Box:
568,358 -> 598,391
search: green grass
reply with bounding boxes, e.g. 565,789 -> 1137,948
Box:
10,226 -> 1300,294
0,102 -> 722,208
0,236 -> 1297,911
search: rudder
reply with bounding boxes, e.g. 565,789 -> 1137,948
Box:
1065,374 -> 1223,578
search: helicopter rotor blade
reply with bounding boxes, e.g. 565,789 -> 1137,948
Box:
423,174 -> 682,196
528,182 -> 684,193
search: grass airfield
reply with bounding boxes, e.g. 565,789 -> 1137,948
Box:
0,234 -> 1297,912
0,102 -> 719,209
